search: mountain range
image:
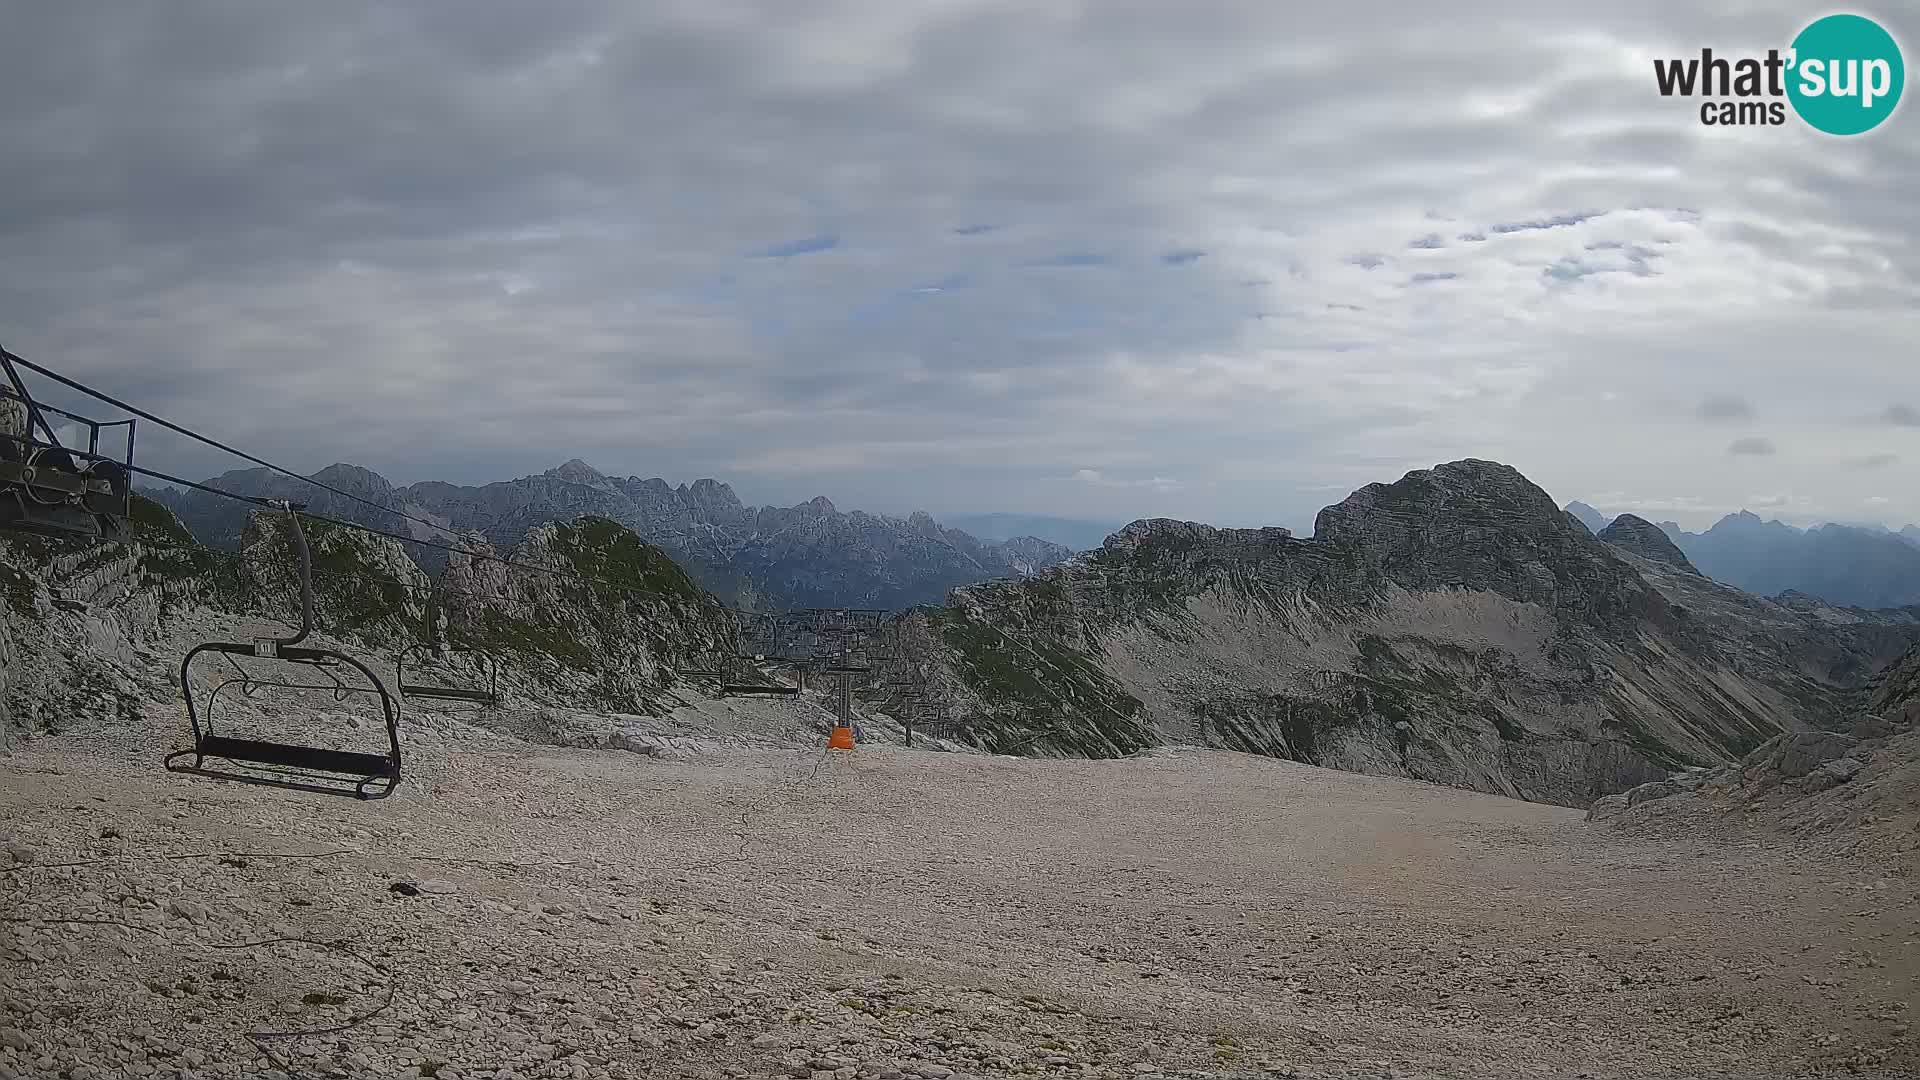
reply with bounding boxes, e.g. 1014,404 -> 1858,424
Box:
144,460 -> 1076,611
1566,501 -> 1920,608
13,455 -> 1920,814
909,461 -> 1920,806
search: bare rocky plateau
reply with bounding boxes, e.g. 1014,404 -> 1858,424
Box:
4,718 -> 1918,1080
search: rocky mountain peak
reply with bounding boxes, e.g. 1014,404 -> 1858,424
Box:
1706,509 -> 1791,536
681,478 -> 745,513
547,458 -> 610,487
1101,518 -> 1220,556
310,462 -> 395,498
912,457 -> 1920,809
1598,513 -> 1700,574
1311,459 -> 1652,622
1564,500 -> 1609,533
1316,459 -> 1570,542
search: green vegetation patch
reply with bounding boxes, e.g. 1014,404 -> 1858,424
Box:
471,608 -> 594,671
930,608 -> 1150,756
548,517 -> 706,601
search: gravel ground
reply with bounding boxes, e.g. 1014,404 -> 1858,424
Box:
3,733 -> 1917,1080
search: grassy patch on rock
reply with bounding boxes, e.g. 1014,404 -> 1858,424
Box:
929,608 -> 1150,756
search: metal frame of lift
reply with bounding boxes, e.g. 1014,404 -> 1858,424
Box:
396,641 -> 500,707
166,503 -> 403,799
0,346 -> 134,541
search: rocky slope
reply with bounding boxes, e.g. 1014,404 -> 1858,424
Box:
0,495 -> 222,740
435,517 -> 737,714
1589,641 -> 1920,866
0,499 -> 739,747
903,460 -> 1920,807
150,460 -> 1073,610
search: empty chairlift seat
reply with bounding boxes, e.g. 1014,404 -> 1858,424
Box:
396,643 -> 499,706
166,503 -> 403,800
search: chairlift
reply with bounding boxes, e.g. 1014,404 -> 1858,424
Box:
718,680 -> 801,697
396,641 -> 500,706
0,348 -> 134,541
166,503 -> 402,800
671,651 -> 729,683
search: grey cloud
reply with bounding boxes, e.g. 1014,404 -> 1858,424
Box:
0,0 -> 1915,530
1886,405 -> 1920,427
1696,395 -> 1754,422
754,234 -> 840,258
1029,254 -> 1111,268
1844,453 -> 1898,469
1728,437 -> 1777,456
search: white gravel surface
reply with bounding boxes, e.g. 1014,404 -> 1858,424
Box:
3,733 -> 1917,1080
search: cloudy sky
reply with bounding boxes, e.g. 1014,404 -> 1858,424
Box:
3,1 -> 1916,533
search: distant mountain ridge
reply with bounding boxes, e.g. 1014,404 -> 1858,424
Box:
1562,502 -> 1920,609
147,460 -> 1075,610
937,513 -> 1121,552
904,460 -> 1920,807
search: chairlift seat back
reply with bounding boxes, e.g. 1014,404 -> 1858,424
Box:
171,641 -> 402,800
395,643 -> 499,706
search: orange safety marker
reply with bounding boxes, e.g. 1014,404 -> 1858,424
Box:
827,724 -> 856,751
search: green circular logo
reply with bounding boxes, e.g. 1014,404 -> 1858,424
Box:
1787,14 -> 1904,135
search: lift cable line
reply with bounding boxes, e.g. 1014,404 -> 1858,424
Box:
3,346 -> 487,551
120,458 -> 692,600
5,346 -> 1119,756
25,470 -> 679,613
3,345 -> 734,604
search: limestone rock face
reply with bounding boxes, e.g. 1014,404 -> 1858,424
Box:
1599,514 -> 1701,575
0,496 -> 221,738
904,460 -> 1920,808
1587,644 -> 1920,824
439,516 -> 737,714
0,497 -> 740,740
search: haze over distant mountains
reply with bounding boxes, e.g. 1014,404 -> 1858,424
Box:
146,460 -> 1082,611
1566,500 -> 1920,609
936,513 -> 1122,552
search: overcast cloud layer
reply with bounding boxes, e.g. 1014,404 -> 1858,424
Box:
3,1 -> 1917,533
